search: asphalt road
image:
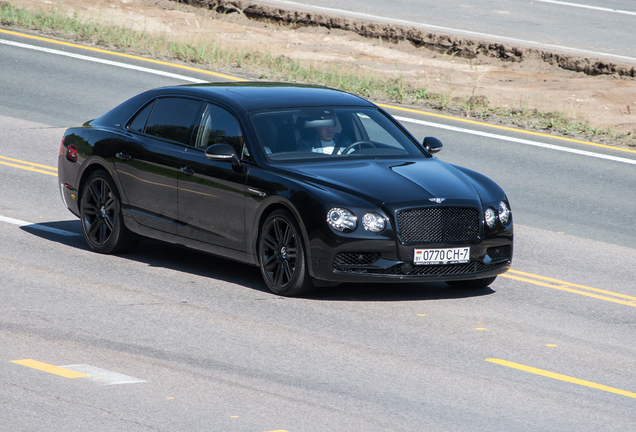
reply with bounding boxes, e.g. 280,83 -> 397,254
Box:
1,30 -> 636,431
256,0 -> 636,61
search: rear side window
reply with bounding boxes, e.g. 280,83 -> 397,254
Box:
127,100 -> 155,132
139,97 -> 203,145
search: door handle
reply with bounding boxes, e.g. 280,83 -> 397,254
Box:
115,152 -> 131,161
180,166 -> 194,176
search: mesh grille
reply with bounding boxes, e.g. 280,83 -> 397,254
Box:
487,245 -> 512,262
408,261 -> 502,276
397,207 -> 480,243
334,261 -> 505,276
334,252 -> 381,267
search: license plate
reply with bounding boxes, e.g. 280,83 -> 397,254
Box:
413,247 -> 470,265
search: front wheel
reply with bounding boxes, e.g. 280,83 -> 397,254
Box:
80,170 -> 139,254
446,276 -> 497,290
258,210 -> 314,297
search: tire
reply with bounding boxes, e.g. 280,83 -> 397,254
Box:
446,276 -> 497,290
80,170 -> 139,254
258,210 -> 314,297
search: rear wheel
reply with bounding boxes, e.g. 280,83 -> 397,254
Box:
446,276 -> 497,290
258,210 -> 314,297
80,170 -> 138,254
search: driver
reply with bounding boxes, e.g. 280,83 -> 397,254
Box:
298,112 -> 351,154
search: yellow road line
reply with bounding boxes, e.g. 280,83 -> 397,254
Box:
0,155 -> 56,170
378,103 -> 636,154
11,359 -> 89,379
0,156 -> 57,176
1,28 -> 633,155
376,106 -> 636,155
0,28 -> 245,82
486,358 -> 636,399
501,270 -> 636,308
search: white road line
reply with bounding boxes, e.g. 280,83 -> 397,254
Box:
536,0 -> 636,16
393,116 -> 636,166
0,215 -> 81,236
0,39 -> 207,83
2,37 -> 633,166
258,0 -> 636,63
62,365 -> 147,385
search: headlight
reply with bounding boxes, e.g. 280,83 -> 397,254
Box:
485,202 -> 511,229
362,212 -> 386,233
327,208 -> 357,232
498,201 -> 511,225
485,207 -> 497,229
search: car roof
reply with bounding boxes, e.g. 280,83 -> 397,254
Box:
152,82 -> 375,112
91,82 -> 377,128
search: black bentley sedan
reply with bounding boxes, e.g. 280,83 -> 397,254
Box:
58,82 -> 513,296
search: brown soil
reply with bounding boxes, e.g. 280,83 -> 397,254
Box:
7,0 -> 636,145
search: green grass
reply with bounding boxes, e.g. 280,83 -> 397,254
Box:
1,2 -> 633,147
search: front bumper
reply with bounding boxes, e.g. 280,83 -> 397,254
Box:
309,239 -> 513,284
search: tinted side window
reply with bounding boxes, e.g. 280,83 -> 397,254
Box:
144,98 -> 203,145
127,100 -> 155,132
196,104 -> 244,155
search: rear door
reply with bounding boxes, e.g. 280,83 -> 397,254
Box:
113,97 -> 203,234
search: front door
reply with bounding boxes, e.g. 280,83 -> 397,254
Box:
177,103 -> 247,251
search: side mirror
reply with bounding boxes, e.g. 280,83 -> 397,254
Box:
423,137 -> 443,154
205,143 -> 241,167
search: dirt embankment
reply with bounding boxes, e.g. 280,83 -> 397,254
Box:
189,0 -> 636,78
6,0 -> 636,144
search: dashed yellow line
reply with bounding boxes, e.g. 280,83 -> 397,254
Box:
11,359 -> 88,379
0,155 -> 57,176
486,358 -> 636,399
501,270 -> 636,307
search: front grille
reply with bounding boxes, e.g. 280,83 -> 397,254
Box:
334,261 -> 506,276
487,245 -> 512,262
397,207 -> 480,243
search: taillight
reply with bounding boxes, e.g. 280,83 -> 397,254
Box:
59,136 -> 65,156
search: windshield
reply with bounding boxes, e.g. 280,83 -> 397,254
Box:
250,107 -> 427,161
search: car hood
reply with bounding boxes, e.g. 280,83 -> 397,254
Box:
281,158 -> 484,207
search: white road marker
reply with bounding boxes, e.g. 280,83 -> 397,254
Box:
0,39 -> 207,83
536,0 -> 636,17
62,365 -> 147,385
258,0 -> 636,63
2,37 -> 634,168
0,215 -> 81,236
394,116 -> 636,166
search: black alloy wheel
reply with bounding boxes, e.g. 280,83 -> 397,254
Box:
258,210 -> 313,297
80,170 -> 138,254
